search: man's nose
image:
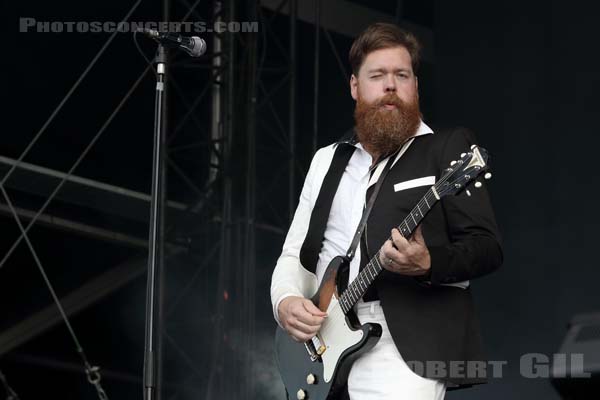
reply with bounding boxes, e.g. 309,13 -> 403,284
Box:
384,74 -> 396,92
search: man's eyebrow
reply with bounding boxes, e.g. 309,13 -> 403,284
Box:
366,67 -> 411,74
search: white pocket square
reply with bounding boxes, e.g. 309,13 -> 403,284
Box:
393,176 -> 436,192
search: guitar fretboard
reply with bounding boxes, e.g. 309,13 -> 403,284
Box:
338,187 -> 440,314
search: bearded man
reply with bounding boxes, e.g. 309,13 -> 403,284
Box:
271,23 -> 503,400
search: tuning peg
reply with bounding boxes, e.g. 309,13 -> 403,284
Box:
484,172 -> 492,180
460,153 -> 466,157
471,144 -> 477,150
466,190 -> 472,197
450,160 -> 457,166
474,181 -> 482,188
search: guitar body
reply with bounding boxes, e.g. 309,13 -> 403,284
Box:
275,256 -> 382,399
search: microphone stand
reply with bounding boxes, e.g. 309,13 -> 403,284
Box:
143,44 -> 168,400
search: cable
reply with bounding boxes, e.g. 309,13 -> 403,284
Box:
0,186 -> 109,400
133,30 -> 159,76
0,62 -> 152,271
0,369 -> 20,400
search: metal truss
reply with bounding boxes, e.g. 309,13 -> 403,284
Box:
1,0 -> 434,399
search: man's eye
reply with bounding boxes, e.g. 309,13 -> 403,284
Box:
370,74 -> 382,79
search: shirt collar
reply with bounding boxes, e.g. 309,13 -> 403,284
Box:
414,120 -> 434,137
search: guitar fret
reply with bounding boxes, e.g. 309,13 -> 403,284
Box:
427,191 -> 436,207
373,255 -> 383,272
424,196 -> 430,208
400,222 -> 410,237
352,284 -> 359,301
364,270 -> 372,285
410,211 -> 418,226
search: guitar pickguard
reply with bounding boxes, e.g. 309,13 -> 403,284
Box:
319,295 -> 364,382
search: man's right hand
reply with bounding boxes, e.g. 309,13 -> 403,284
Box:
278,296 -> 327,342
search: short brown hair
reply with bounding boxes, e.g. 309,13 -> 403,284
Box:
349,23 -> 421,76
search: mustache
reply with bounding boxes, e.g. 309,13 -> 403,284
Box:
370,93 -> 403,108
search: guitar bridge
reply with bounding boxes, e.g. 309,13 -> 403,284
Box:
304,335 -> 326,361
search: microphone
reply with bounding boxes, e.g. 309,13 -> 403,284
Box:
139,28 -> 207,57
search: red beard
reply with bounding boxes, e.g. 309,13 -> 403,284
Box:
354,92 -> 421,158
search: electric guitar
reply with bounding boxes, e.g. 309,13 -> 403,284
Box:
274,145 -> 491,400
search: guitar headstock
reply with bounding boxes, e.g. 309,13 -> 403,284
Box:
435,145 -> 491,198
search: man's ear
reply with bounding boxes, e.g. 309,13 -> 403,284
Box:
415,76 -> 419,100
350,74 -> 358,100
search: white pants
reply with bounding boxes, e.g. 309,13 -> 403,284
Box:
347,301 -> 446,400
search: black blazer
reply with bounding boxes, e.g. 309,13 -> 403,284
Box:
304,127 -> 503,388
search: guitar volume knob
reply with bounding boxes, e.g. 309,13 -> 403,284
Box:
297,389 -> 306,399
306,373 -> 316,385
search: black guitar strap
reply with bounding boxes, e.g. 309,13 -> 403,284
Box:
345,152 -> 396,261
300,144 -> 356,273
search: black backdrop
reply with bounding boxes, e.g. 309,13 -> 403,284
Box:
435,1 -> 600,398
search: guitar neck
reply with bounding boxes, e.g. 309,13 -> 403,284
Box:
338,186 -> 441,314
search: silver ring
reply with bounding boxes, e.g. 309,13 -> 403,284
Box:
388,257 -> 394,265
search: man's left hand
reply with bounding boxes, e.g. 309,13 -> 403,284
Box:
379,225 -> 431,276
